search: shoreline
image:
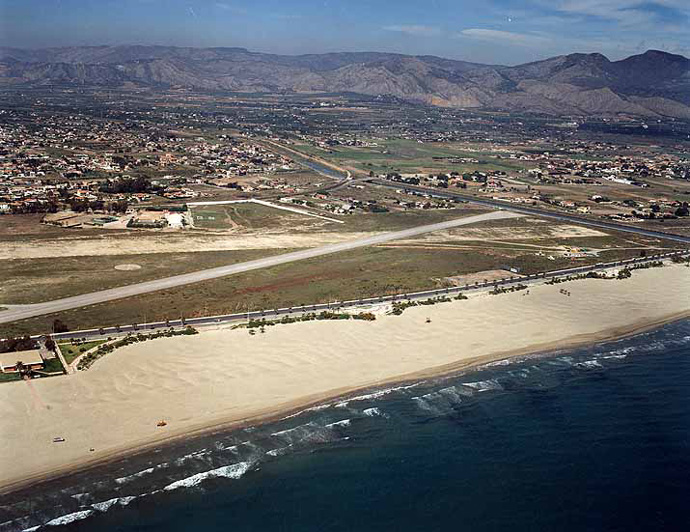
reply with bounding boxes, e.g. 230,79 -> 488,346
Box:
2,307 -> 689,498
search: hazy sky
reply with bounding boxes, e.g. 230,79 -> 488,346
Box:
1,0 -> 688,64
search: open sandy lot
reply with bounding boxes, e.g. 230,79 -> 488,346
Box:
1,263 -> 688,493
0,222 -> 609,261
0,232 -> 378,260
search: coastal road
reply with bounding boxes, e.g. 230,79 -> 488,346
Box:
371,180 -> 690,245
48,249 -> 689,342
0,210 -> 519,325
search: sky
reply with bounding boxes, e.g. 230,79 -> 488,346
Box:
1,0 -> 689,65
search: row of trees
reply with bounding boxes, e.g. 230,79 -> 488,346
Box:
0,335 -> 38,354
68,198 -> 128,213
98,176 -> 163,195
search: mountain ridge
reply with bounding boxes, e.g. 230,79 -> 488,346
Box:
1,46 -> 688,119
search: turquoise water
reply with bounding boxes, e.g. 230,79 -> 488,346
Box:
3,320 -> 690,531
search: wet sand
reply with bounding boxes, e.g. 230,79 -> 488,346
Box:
1,263 -> 689,494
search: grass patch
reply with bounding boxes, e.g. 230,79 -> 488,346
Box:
42,358 -> 65,373
0,372 -> 21,383
58,340 -> 108,365
192,202 -> 325,231
0,249 -> 288,305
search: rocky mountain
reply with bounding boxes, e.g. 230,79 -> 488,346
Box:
1,46 -> 688,119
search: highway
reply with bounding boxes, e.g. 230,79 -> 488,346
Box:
47,249 -> 689,342
0,210 -> 519,325
371,180 -> 690,245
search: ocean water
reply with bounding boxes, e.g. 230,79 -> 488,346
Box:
3,320 -> 690,532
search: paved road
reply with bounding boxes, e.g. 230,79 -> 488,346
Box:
0,210 -> 519,325
372,180 -> 690,245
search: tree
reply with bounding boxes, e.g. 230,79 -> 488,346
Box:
675,202 -> 689,217
44,337 -> 56,352
0,335 -> 37,353
15,361 -> 26,377
52,319 -> 69,333
111,199 -> 129,214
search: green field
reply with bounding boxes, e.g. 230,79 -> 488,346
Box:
293,139 -> 531,175
192,202 -> 327,231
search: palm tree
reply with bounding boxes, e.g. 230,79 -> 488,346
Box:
15,361 -> 27,378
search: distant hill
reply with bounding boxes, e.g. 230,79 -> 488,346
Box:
1,46 -> 688,119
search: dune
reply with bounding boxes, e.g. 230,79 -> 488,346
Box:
1,263 -> 689,493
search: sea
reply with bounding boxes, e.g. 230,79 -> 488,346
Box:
2,319 -> 690,532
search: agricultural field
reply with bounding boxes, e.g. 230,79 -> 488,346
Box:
191,202 -> 331,231
292,138 -> 533,176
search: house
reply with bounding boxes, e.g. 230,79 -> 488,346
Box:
0,349 -> 45,373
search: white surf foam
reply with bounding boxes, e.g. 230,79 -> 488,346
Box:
412,396 -> 444,416
114,467 -> 155,485
163,461 -> 252,491
600,354 -> 628,360
336,383 -> 420,407
463,379 -> 503,392
266,446 -> 291,457
281,403 -> 333,420
92,496 -> 136,512
575,360 -> 603,369
362,407 -> 387,418
45,509 -> 94,526
174,449 -> 212,466
326,419 -> 351,428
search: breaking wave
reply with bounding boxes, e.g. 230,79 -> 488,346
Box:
163,462 -> 253,491
44,510 -> 94,527
91,496 -> 136,512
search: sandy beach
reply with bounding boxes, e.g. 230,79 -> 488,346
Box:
1,263 -> 689,494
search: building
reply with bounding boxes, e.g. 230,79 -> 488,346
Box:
0,349 -> 45,374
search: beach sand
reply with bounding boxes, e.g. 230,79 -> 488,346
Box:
1,263 -> 689,493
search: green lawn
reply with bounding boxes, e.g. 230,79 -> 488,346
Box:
0,372 -> 21,383
42,358 -> 66,373
58,340 -> 107,365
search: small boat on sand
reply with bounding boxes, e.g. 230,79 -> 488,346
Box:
157,420 -> 167,427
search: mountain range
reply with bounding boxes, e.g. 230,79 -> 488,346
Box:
1,46 -> 689,119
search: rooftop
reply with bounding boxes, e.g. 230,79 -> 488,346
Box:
0,349 -> 44,371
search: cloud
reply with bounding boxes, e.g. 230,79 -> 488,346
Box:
215,2 -> 247,15
554,0 -> 688,27
382,25 -> 442,37
459,29 -> 550,47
